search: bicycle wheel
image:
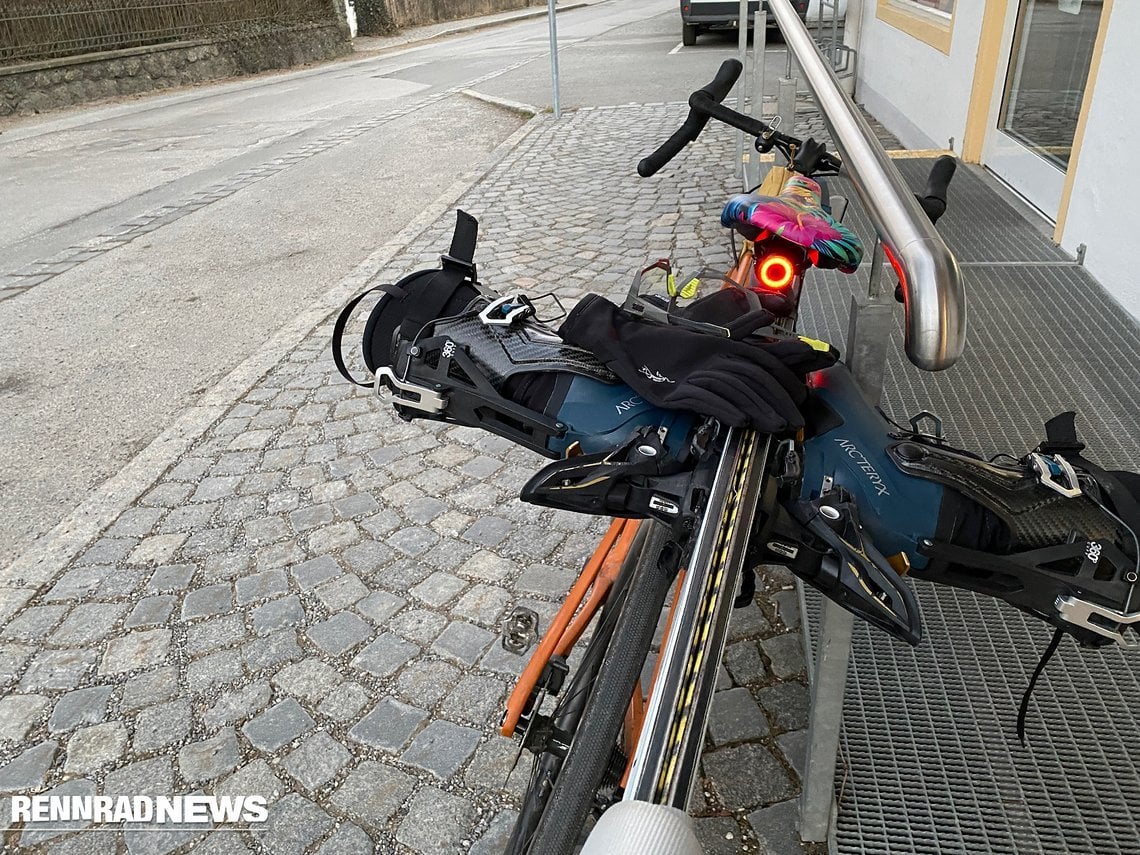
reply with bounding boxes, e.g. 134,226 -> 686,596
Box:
507,519 -> 679,855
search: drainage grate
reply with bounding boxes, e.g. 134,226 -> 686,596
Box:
799,160 -> 1140,855
892,159 -> 1071,265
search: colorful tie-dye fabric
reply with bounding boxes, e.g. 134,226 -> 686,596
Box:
721,176 -> 863,273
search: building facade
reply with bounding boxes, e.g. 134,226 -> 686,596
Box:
848,0 -> 1137,318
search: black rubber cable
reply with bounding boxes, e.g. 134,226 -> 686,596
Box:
1017,627 -> 1064,746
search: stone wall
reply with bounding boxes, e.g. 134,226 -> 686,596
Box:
354,0 -> 540,36
0,24 -> 350,118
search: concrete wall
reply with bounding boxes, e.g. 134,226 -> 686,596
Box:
0,25 -> 350,118
853,2 -> 986,153
1057,2 -> 1140,319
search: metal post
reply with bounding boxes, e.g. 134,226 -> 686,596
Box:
777,76 -> 796,136
779,13 -> 796,135
844,0 -> 865,52
547,0 -> 561,119
830,0 -> 840,67
736,0 -> 749,182
800,241 -> 893,842
751,9 -> 768,120
744,3 -> 768,189
845,243 -> 895,400
800,601 -> 853,841
766,0 -> 966,840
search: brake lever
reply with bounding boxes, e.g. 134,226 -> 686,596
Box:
792,139 -> 829,177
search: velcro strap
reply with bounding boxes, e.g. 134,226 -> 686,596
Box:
1038,411 -> 1086,455
443,209 -> 478,273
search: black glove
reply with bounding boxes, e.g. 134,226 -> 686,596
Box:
668,287 -> 839,374
748,335 -> 840,376
559,294 -> 807,431
676,288 -> 774,339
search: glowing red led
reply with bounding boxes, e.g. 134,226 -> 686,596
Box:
757,254 -> 795,290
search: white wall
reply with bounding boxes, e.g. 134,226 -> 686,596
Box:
853,3 -> 986,153
1057,2 -> 1140,320
853,1 -> 1139,321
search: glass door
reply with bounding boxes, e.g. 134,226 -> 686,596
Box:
983,0 -> 1103,220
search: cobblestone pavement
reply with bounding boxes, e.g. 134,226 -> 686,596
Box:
0,100 -> 896,853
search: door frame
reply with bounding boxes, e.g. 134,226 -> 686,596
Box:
960,0 -> 1115,239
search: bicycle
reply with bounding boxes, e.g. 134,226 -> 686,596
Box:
334,60 -> 1140,855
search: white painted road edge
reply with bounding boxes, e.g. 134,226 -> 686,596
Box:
0,112 -> 547,591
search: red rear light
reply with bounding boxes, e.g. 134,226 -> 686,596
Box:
756,253 -> 796,290
883,244 -> 907,294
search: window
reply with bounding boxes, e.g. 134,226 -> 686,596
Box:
890,0 -> 954,19
876,0 -> 955,54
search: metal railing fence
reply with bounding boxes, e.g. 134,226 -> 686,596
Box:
1,0 -> 337,65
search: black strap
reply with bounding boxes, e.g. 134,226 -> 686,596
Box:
1038,411 -> 1140,534
1070,452 -> 1140,537
332,210 -> 480,388
399,210 -> 480,340
734,566 -> 756,609
443,209 -> 478,274
332,283 -> 388,387
1038,411 -> 1086,455
1016,626 -> 1064,746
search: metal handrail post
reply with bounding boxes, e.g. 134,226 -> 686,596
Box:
745,4 -> 768,189
736,0 -> 750,184
766,0 -> 967,842
800,240 -> 896,842
547,0 -> 561,118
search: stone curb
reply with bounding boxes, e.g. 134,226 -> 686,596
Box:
459,88 -> 540,117
0,111 -> 547,592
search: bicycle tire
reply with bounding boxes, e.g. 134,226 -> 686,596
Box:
522,519 -> 678,855
505,522 -> 660,853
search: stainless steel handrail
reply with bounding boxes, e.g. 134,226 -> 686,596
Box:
769,0 -> 966,371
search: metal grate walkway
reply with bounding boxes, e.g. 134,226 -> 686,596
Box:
800,160 -> 1140,855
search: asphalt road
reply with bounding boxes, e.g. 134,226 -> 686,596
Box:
0,0 -> 799,566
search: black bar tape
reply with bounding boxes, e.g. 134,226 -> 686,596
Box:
923,155 -> 957,203
636,60 -> 743,177
917,155 -> 957,225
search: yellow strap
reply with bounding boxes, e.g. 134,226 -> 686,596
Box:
798,336 -> 834,353
758,165 -> 793,196
670,276 -> 701,299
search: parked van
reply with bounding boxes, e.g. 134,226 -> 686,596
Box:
680,0 -> 809,46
